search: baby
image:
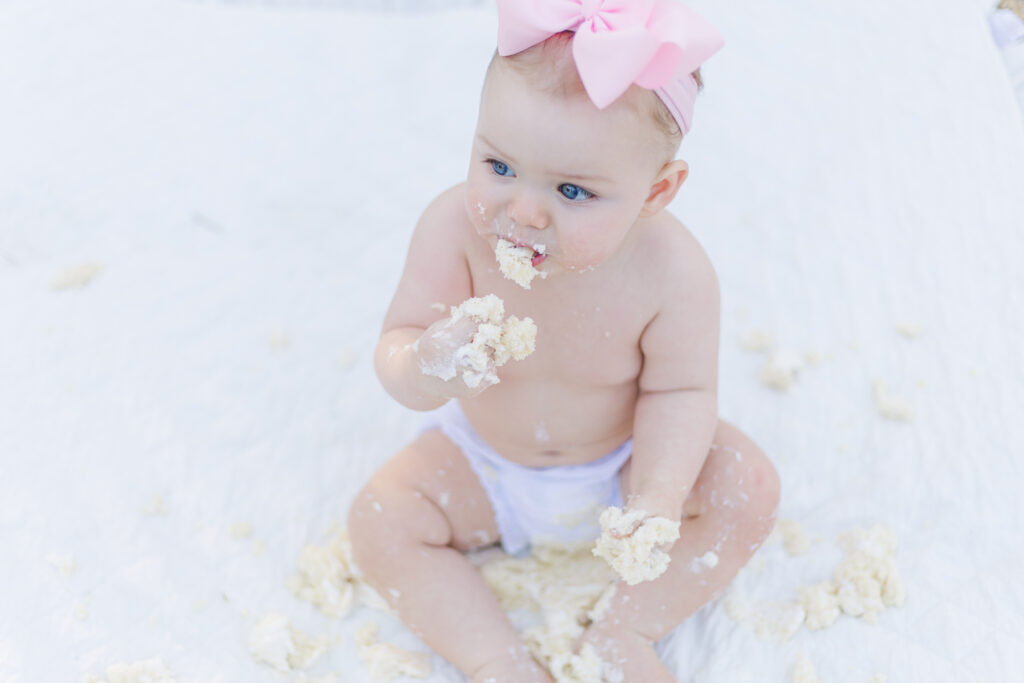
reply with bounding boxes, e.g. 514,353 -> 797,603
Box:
349,1 -> 780,681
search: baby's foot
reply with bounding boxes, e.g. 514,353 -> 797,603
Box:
471,650 -> 554,683
577,624 -> 676,683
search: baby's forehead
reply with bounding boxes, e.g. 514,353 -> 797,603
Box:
485,43 -> 674,150
484,58 -> 665,147
476,78 -> 664,180
486,33 -> 584,98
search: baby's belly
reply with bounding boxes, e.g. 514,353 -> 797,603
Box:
459,380 -> 637,467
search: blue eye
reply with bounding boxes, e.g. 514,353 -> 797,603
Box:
559,184 -> 594,201
490,160 -> 515,177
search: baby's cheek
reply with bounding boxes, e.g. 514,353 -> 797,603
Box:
559,231 -> 607,271
462,188 -> 491,232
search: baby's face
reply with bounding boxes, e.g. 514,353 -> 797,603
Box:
464,61 -> 670,277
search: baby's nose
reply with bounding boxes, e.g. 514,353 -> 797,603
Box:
506,194 -> 549,230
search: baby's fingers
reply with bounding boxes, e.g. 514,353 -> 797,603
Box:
444,315 -> 481,345
461,370 -> 499,396
608,516 -> 646,540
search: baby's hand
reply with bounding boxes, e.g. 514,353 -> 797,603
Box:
414,315 -> 499,398
600,507 -> 652,540
606,511 -> 648,540
414,295 -> 537,400
593,506 -> 681,585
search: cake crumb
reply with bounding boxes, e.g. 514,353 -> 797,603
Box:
777,519 -> 811,556
726,524 -> 905,639
475,542 -> 619,682
895,321 -> 923,338
872,380 -> 914,421
51,262 -> 104,290
286,530 -> 387,618
84,657 -> 176,683
791,653 -> 820,683
760,349 -> 804,390
269,329 -> 291,351
692,550 -> 720,571
248,613 -> 329,672
229,522 -> 253,539
799,525 -> 906,629
143,494 -> 170,517
723,592 -> 805,643
355,622 -> 432,681
46,552 -> 77,577
547,643 -> 623,683
739,330 -> 774,352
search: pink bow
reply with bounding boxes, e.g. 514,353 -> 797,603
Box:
496,0 -> 723,132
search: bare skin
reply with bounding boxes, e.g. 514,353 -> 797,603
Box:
349,49 -> 780,682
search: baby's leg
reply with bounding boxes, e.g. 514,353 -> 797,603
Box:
581,419 -> 780,681
348,429 -> 552,683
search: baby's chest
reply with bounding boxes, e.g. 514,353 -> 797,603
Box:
466,253 -> 658,387
499,293 -> 648,387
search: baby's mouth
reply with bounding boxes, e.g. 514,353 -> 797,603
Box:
506,238 -> 548,267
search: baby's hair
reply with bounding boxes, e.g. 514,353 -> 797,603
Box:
489,31 -> 702,159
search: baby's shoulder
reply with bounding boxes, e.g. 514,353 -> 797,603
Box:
402,182 -> 478,269
627,213 -> 720,363
633,211 -> 718,294
417,182 -> 472,236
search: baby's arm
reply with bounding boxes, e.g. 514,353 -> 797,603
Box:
626,240 -> 721,525
374,185 -> 480,410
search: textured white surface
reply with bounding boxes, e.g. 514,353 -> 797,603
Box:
1,0 -> 1023,681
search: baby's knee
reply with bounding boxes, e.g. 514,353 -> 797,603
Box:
735,447 -> 780,540
747,448 -> 780,514
348,474 -> 453,568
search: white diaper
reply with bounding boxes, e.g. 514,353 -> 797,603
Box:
421,400 -> 632,555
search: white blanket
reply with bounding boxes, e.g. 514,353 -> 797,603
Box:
1,0 -> 1022,681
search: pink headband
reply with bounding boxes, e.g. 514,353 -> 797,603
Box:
496,0 -> 724,136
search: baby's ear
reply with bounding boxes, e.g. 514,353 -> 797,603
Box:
640,160 -> 689,217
